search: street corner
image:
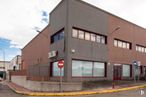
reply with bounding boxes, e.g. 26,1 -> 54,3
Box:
6,81 -> 146,96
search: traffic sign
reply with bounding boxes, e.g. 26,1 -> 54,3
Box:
58,60 -> 64,68
133,60 -> 137,65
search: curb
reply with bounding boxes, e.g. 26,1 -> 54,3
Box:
7,83 -> 146,96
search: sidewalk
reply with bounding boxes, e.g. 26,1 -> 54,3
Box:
5,81 -> 146,96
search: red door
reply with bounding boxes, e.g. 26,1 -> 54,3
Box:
113,65 -> 122,80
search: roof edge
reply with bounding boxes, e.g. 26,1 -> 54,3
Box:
75,0 -> 146,30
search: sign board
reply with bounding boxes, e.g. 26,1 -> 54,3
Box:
114,64 -> 121,66
58,60 -> 64,69
133,60 -> 138,66
48,51 -> 57,58
137,61 -> 141,66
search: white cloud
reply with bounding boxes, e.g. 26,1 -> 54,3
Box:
0,0 -> 61,48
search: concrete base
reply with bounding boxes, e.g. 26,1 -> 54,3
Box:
11,76 -> 82,92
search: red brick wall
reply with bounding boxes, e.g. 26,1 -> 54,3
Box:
108,15 -> 146,65
22,25 -> 50,70
9,70 -> 26,76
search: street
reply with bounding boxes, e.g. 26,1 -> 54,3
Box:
0,82 -> 146,97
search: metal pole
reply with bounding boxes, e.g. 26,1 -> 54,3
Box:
3,50 -> 5,80
138,66 -> 140,81
133,64 -> 136,82
112,66 -> 115,89
0,48 -> 5,80
60,68 -> 62,92
112,79 -> 115,89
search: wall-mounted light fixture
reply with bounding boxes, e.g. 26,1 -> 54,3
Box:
71,49 -> 75,53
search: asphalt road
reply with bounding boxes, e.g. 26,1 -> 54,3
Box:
0,82 -> 146,97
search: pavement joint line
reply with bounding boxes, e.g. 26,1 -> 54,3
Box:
7,83 -> 146,96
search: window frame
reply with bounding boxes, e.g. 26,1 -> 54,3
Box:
136,44 -> 146,53
72,59 -> 106,78
51,28 -> 64,44
72,27 -> 106,44
122,64 -> 131,77
114,39 -> 132,50
78,30 -> 85,39
72,29 -> 78,38
90,33 -> 96,42
85,32 -> 91,41
93,62 -> 106,77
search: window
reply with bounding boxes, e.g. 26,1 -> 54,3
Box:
96,35 -> 101,43
114,39 -> 131,50
72,29 -> 78,38
118,41 -> 122,48
72,60 -> 106,77
53,35 -> 59,43
85,32 -> 90,41
91,34 -> 96,42
142,47 -> 144,52
138,47 -> 142,52
93,62 -> 105,77
72,61 -> 82,76
126,43 -> 130,49
114,40 -> 118,47
52,61 -> 64,76
78,30 -> 84,39
122,65 -> 130,77
59,31 -> 64,40
123,42 -> 126,48
72,28 -> 106,44
51,29 -> 64,43
101,36 -> 105,44
82,61 -> 92,76
136,45 -> 146,53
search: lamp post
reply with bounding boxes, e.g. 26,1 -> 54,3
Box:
0,48 -> 5,80
35,28 -> 49,90
36,29 -> 48,39
108,26 -> 120,89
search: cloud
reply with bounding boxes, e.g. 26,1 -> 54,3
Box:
0,0 -> 61,49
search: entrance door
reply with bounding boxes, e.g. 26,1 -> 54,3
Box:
113,65 -> 122,80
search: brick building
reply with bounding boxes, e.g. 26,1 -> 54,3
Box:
21,0 -> 146,82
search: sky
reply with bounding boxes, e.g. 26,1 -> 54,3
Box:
0,0 -> 146,61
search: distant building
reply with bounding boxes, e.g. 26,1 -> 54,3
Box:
10,55 -> 21,71
0,61 -> 10,79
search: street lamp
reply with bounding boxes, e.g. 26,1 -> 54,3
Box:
0,48 -> 5,80
108,26 -> 120,89
36,29 -> 48,39
35,28 -> 49,88
110,26 -> 120,36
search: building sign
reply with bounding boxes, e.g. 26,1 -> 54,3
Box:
114,64 -> 121,66
48,51 -> 57,58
